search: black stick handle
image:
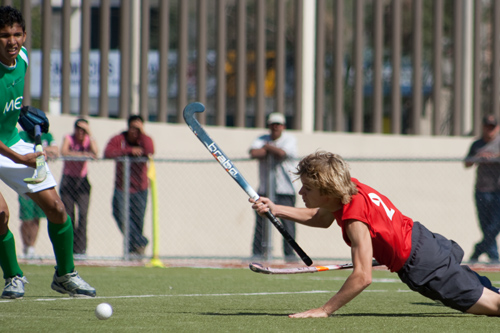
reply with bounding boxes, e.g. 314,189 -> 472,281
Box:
265,211 -> 313,266
34,125 -> 42,145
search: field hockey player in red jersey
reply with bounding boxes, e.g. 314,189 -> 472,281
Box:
251,151 -> 500,318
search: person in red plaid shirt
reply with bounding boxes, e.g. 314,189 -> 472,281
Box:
104,115 -> 155,256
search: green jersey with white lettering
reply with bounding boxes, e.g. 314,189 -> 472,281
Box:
0,46 -> 28,147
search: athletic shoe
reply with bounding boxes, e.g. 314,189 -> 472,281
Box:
24,246 -> 36,259
469,256 -> 479,264
73,253 -> 87,261
51,269 -> 96,297
1,276 -> 29,299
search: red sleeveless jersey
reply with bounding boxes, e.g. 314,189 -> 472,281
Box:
333,178 -> 413,272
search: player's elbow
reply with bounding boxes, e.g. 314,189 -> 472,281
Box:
317,220 -> 335,228
353,270 -> 372,289
361,276 -> 372,289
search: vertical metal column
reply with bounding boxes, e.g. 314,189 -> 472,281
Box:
80,0 -> 91,117
119,0 -> 131,119
264,155 -> 276,261
472,0 -> 482,136
177,0 -> 188,122
390,0 -> 402,134
61,0 -> 71,114
196,0 -> 208,123
235,0 -> 247,127
301,0 -> 316,133
99,0 -> 111,118
451,0 -> 463,135
157,0 -> 170,122
140,0 -> 150,121
353,0 -> 364,133
333,0 -> 344,132
275,0 -> 286,118
432,0 -> 443,135
492,1 -> 500,121
411,0 -> 423,135
216,0 -> 227,126
41,0 -> 51,112
315,0 -> 325,131
293,0 -> 303,130
22,0 -> 31,106
255,0 -> 266,128
372,0 -> 383,133
123,157 -> 131,259
130,0 -> 141,115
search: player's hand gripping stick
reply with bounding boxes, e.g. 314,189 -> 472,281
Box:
23,125 -> 47,184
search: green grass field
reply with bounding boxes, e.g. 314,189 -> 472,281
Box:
1,264 -> 499,332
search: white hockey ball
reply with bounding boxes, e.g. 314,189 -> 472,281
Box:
95,303 -> 113,320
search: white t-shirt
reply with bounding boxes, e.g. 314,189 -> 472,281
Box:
250,132 -> 297,196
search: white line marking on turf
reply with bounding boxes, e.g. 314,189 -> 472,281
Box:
0,289 -> 392,303
309,277 -> 401,283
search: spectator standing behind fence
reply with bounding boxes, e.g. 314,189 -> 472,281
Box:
465,114 -> 500,264
18,130 -> 58,259
104,115 -> 155,257
59,119 -> 98,260
249,113 -> 298,262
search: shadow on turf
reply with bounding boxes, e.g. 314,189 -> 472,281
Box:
334,313 -> 464,318
198,312 -> 463,318
199,312 -> 288,317
198,303 -> 463,318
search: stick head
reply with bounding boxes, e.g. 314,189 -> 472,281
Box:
249,263 -> 271,274
182,102 -> 206,123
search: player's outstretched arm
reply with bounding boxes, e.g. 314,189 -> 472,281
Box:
250,197 -> 335,228
289,221 -> 374,318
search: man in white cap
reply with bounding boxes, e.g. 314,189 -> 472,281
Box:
249,113 -> 298,262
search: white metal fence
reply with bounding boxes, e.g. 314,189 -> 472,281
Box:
3,156 -> 485,263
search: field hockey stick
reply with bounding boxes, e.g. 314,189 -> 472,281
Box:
23,125 -> 47,184
183,102 -> 313,266
249,259 -> 381,275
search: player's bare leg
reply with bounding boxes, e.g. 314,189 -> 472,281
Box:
21,220 -> 39,246
466,288 -> 500,316
0,192 -> 9,235
20,219 -> 39,257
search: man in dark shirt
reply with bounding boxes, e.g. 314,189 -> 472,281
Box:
465,114 -> 500,263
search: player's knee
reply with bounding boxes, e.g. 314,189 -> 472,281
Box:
44,198 -> 67,223
0,208 -> 10,233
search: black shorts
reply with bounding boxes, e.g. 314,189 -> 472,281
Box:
397,222 -> 483,312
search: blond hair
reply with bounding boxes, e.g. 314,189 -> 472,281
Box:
295,151 -> 358,204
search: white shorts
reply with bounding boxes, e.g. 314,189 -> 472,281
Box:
0,139 -> 57,195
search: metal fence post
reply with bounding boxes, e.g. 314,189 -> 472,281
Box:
264,154 -> 276,261
123,156 -> 131,259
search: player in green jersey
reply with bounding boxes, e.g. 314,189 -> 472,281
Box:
0,6 -> 95,299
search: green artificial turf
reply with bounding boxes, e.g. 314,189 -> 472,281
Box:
1,265 -> 499,332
